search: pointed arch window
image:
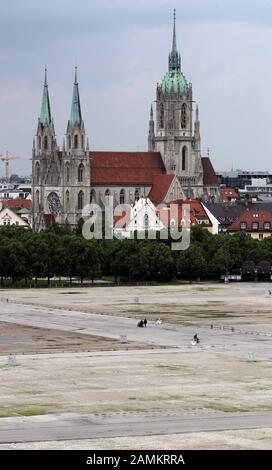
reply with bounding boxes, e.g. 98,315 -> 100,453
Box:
105,189 -> 110,205
159,104 -> 164,129
144,213 -> 149,229
35,162 -> 40,183
182,146 -> 187,171
35,189 -> 40,208
44,135 -> 48,150
181,103 -> 187,129
78,163 -> 84,183
38,136 -> 41,150
78,191 -> 84,210
120,189 -> 125,204
74,134 -> 78,149
81,134 -> 84,149
65,162 -> 70,183
69,135 -> 71,149
135,189 -> 140,201
66,190 -> 70,211
90,189 -> 96,203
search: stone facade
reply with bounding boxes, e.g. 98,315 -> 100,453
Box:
32,69 -> 91,230
148,12 -> 204,198
32,13 -> 219,231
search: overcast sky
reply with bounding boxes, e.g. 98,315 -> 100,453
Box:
1,0 -> 272,176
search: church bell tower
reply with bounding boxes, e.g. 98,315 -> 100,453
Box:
150,10 -> 204,198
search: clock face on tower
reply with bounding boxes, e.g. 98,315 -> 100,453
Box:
47,192 -> 61,215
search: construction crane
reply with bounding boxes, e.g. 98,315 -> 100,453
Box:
0,151 -> 20,182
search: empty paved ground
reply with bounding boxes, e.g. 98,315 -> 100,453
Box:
1,411 -> 272,444
1,284 -> 272,448
1,301 -> 272,360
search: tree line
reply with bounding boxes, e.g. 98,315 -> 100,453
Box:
0,224 -> 272,286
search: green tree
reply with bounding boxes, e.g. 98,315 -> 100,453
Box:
209,247 -> 232,277
148,242 -> 176,281
26,236 -> 48,285
6,240 -> 29,284
177,244 -> 207,281
39,231 -> 61,285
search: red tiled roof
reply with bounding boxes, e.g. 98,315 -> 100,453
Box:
159,199 -> 211,228
90,151 -> 166,185
228,209 -> 272,231
219,187 -> 239,202
183,199 -> 212,225
148,174 -> 175,204
202,157 -> 219,185
1,198 -> 31,210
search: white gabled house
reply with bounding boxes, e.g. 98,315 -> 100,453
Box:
114,198 -> 165,238
0,207 -> 29,228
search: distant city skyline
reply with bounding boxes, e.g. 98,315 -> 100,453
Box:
1,0 -> 272,176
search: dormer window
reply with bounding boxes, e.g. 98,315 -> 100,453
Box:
240,222 -> 247,230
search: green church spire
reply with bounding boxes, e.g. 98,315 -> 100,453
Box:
69,66 -> 82,128
161,9 -> 188,95
40,68 -> 52,126
172,8 -> 177,53
169,9 -> 181,72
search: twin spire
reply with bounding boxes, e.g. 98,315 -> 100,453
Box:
39,66 -> 82,128
68,66 -> 82,128
40,68 -> 52,126
40,11 -> 181,133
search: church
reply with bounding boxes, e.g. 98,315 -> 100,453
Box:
32,13 -> 219,230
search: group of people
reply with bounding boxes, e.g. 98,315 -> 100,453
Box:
136,318 -> 200,345
137,318 -> 147,328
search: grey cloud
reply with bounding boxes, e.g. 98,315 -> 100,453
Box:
1,0 -> 272,175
